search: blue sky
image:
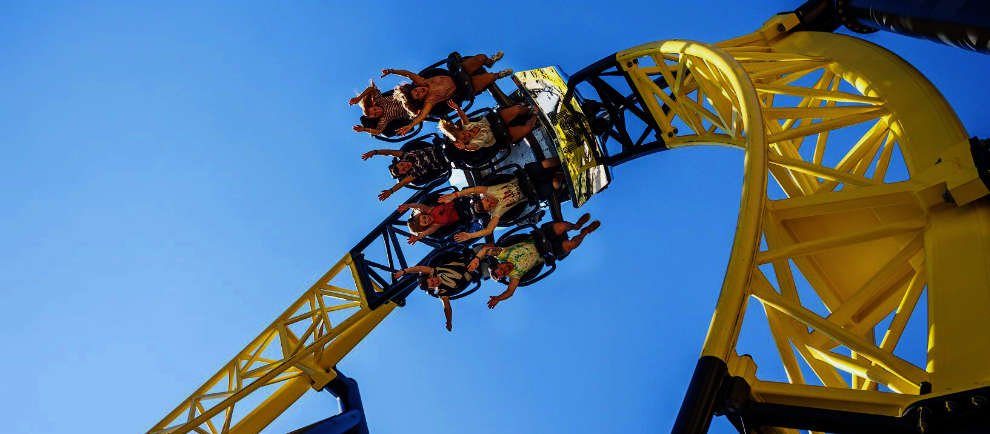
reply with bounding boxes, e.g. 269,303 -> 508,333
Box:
2,2 -> 988,433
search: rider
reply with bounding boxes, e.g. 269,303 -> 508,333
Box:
393,260 -> 475,331
383,52 -> 510,136
469,214 -> 600,309
349,79 -> 409,137
439,100 -> 538,151
400,200 -> 464,244
438,159 -> 564,242
468,241 -> 542,309
362,145 -> 449,201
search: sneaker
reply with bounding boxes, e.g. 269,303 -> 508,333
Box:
490,51 -> 504,64
495,68 -> 513,79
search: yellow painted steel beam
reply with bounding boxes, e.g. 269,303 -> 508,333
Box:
617,22 -> 988,425
150,254 -> 395,434
618,40 -> 768,361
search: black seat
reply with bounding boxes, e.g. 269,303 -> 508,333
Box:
409,188 -> 486,244
357,89 -> 424,143
419,244 -> 482,300
440,109 -> 514,171
473,170 -> 540,228
418,52 -> 479,121
393,135 -> 452,191
487,225 -> 557,287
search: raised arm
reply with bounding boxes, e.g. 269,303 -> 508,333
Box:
487,278 -> 519,309
397,100 -> 436,135
348,80 -> 377,105
408,223 -> 441,245
362,149 -> 404,160
397,202 -> 431,213
448,100 -> 470,126
441,296 -> 453,331
353,125 -> 384,135
453,214 -> 499,242
438,186 -> 488,203
382,68 -> 426,85
379,175 -> 416,201
392,265 -> 434,280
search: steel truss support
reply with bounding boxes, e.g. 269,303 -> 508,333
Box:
575,14 -> 990,434
288,370 -> 370,434
149,188 -> 453,434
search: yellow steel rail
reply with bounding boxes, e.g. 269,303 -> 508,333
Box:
149,254 -> 395,434
151,13 -> 990,434
615,14 -> 989,430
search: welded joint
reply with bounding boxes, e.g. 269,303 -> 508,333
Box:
295,361 -> 337,391
930,138 -> 990,206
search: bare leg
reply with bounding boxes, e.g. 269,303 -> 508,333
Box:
498,104 -> 530,123
552,172 -> 565,191
470,72 -> 499,93
572,213 -> 591,230
461,54 -> 490,75
549,221 -> 571,235
560,220 -> 600,255
507,117 -> 538,141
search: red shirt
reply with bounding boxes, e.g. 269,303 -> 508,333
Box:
429,202 -> 461,226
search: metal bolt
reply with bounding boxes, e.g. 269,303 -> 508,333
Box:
777,23 -> 786,32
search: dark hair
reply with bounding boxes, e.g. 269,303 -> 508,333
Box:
407,213 -> 430,233
396,83 -> 425,115
359,115 -> 378,129
419,274 -> 440,292
387,160 -> 406,179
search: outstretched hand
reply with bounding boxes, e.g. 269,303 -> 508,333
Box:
378,189 -> 393,201
348,96 -> 361,105
447,100 -> 460,110
445,320 -> 452,331
380,68 -> 392,78
392,270 -> 404,280
453,232 -> 472,242
353,125 -> 366,132
487,296 -> 501,309
407,235 -> 422,245
438,193 -> 456,204
361,150 -> 376,160
467,257 -> 480,272
397,203 -> 411,212
396,125 -> 412,136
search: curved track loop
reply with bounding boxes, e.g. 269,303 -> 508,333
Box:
618,27 -> 989,429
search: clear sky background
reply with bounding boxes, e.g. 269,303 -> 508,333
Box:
2,1 -> 989,433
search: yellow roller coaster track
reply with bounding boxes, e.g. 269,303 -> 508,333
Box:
150,13 -> 990,434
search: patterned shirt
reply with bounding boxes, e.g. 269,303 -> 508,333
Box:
371,91 -> 408,132
484,180 -> 525,219
429,261 -> 471,296
399,147 -> 445,181
495,241 -> 542,280
464,118 -> 496,150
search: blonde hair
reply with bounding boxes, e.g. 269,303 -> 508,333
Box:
438,119 -> 461,141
